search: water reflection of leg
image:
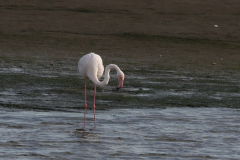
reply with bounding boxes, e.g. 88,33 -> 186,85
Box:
74,129 -> 98,139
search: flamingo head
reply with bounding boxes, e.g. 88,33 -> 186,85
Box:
116,71 -> 125,90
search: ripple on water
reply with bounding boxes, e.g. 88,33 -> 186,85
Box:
0,108 -> 240,159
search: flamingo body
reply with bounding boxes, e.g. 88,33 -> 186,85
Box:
78,53 -> 104,81
78,52 -> 124,127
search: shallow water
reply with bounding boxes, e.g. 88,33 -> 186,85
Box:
1,107 -> 240,159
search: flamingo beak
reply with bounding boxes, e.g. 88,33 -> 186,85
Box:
116,79 -> 124,90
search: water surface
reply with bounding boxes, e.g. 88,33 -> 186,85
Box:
1,107 -> 240,159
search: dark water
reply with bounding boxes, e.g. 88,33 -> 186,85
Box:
1,107 -> 240,159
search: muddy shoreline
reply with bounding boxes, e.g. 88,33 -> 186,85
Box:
1,57 -> 239,111
0,0 -> 240,110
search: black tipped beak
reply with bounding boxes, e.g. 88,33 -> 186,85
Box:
112,87 -> 121,91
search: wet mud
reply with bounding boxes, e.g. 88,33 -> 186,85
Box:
0,55 -> 239,111
0,0 -> 240,111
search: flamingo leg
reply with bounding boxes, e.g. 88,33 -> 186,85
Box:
93,85 -> 96,128
84,79 -> 87,127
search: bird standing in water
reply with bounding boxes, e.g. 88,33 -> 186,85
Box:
78,52 -> 125,127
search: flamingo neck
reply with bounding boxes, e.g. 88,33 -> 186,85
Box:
90,64 -> 121,87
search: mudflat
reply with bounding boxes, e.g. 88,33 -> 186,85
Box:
1,0 -> 240,69
0,0 -> 240,109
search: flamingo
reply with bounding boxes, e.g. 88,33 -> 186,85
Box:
78,52 -> 125,127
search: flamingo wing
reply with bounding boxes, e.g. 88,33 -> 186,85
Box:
78,52 -> 104,80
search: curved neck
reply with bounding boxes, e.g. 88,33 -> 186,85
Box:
89,64 -> 121,87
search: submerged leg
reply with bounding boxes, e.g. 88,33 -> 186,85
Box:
93,85 -> 96,128
84,79 -> 87,127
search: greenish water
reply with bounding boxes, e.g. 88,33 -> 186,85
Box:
0,64 -> 239,110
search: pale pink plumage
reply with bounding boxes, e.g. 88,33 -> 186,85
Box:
78,53 -> 104,81
78,52 -> 125,127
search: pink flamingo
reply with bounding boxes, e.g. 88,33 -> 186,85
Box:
78,52 -> 125,127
